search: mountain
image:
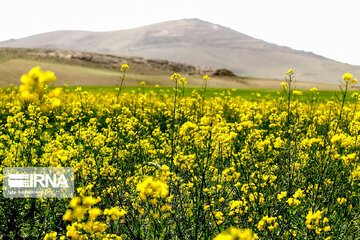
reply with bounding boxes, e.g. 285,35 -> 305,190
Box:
1,18 -> 360,84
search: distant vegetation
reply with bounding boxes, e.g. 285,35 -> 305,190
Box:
44,86 -> 356,103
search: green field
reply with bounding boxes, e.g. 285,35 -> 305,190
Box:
52,86 -> 360,102
2,85 -> 358,102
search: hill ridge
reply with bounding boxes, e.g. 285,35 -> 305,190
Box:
0,47 -> 213,75
1,18 -> 360,84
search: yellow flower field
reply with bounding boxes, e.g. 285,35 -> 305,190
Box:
0,67 -> 360,239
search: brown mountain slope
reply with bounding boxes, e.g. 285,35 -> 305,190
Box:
0,48 -> 213,87
1,18 -> 360,84
0,48 -> 341,90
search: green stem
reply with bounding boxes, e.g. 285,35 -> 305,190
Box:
117,71 -> 126,103
171,79 -> 178,162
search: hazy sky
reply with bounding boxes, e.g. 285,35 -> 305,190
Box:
1,0 -> 360,65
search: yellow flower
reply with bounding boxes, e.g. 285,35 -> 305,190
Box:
203,205 -> 210,211
20,74 -> 34,86
289,230 -> 297,237
44,231 -> 57,240
39,71 -> 56,83
277,191 -> 287,201
343,72 -> 353,82
178,77 -> 187,86
62,209 -> 72,221
281,82 -> 287,88
69,197 -> 81,208
149,198 -> 158,206
82,196 -> 100,206
19,66 -> 57,102
152,212 -> 160,219
88,208 -> 102,220
342,72 -> 358,85
337,197 -> 347,205
72,205 -> 87,221
286,69 -> 294,75
121,64 -> 129,71
315,227 -> 322,235
324,225 -> 331,232
293,188 -> 305,198
104,207 -> 127,220
257,216 -> 278,231
139,192 -> 147,201
213,227 -> 258,240
161,204 -> 172,212
203,75 -> 210,81
136,176 -> 169,200
305,210 -> 322,226
21,91 -> 38,101
171,73 -> 181,82
310,87 -> 318,92
48,88 -> 62,98
287,198 -> 300,206
293,90 -> 303,95
50,98 -> 61,109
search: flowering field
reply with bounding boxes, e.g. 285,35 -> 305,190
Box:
0,67 -> 360,240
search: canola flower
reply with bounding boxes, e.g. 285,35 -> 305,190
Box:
19,66 -> 56,100
305,210 -> 331,235
286,68 -> 294,75
136,176 -> 169,200
292,90 -> 302,95
61,186 -> 126,239
0,67 -> 359,239
170,72 -> 181,82
280,82 -> 287,88
203,75 -> 210,81
337,197 -> 347,205
277,191 -> 287,201
120,64 -> 129,71
310,87 -> 318,92
343,72 -> 357,85
104,207 -> 127,220
257,216 -> 279,231
213,227 -> 258,240
43,232 -> 58,240
18,66 -> 62,112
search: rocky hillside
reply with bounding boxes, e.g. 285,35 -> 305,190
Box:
0,48 -> 213,76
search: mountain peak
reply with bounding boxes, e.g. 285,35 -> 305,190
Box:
183,18 -> 202,22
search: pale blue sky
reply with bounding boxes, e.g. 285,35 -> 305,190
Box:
1,0 -> 360,65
